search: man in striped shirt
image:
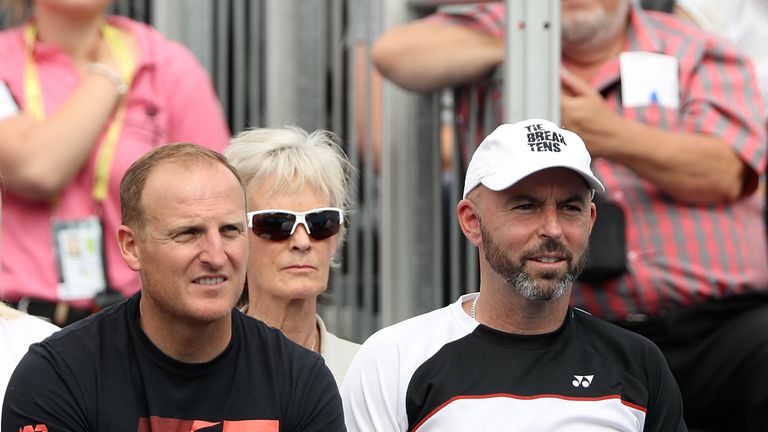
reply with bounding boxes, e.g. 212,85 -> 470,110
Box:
372,1 -> 768,430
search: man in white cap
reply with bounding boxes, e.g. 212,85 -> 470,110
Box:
341,119 -> 687,431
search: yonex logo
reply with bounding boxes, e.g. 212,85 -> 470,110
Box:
572,375 -> 594,388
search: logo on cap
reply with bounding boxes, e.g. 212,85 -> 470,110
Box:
526,122 -> 567,153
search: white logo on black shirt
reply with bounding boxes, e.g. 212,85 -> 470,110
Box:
572,375 -> 594,388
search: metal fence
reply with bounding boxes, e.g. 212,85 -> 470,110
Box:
156,0 -> 453,342
0,0 -> 558,343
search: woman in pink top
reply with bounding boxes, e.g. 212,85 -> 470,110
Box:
0,0 -> 230,326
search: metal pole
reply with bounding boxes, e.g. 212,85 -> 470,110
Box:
503,0 -> 560,123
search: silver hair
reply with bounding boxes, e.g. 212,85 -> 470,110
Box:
225,126 -> 355,260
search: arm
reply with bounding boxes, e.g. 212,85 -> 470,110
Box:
2,345 -> 89,432
560,68 -> 748,205
0,46 -> 126,200
372,18 -> 504,92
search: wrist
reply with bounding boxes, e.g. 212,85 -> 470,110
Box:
86,63 -> 128,96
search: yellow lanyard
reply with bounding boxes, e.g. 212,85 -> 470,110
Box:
23,23 -> 135,203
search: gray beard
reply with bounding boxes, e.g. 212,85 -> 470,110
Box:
561,1 -> 629,48
481,224 -> 588,302
562,9 -> 608,46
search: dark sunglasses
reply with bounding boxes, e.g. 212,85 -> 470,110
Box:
247,207 -> 344,241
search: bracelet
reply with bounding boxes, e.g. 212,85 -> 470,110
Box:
87,63 -> 128,96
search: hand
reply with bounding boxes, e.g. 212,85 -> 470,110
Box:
560,67 -> 625,159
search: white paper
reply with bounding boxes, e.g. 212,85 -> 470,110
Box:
620,52 -> 679,109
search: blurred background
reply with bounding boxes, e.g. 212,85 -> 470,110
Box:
0,0 -> 534,343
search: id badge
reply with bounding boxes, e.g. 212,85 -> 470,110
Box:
619,52 -> 679,109
52,216 -> 108,301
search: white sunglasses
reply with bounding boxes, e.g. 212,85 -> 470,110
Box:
246,207 -> 344,241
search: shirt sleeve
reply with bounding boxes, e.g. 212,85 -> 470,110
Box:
2,344 -> 90,432
156,41 -> 231,153
642,344 -> 688,432
424,3 -> 506,38
341,334 -> 407,432
682,34 -> 767,190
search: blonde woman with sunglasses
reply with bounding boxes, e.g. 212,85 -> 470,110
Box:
225,126 -> 359,387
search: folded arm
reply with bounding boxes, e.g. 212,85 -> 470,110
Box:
561,68 -> 750,205
0,70 -> 123,201
372,19 -> 504,92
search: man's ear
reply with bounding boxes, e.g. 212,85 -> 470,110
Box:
118,225 -> 141,271
457,198 -> 483,247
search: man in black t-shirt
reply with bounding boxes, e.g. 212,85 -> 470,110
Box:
2,143 -> 345,432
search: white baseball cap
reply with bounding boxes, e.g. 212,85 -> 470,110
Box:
462,119 -> 605,198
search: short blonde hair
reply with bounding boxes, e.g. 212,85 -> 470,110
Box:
225,126 -> 355,250
120,143 -> 244,234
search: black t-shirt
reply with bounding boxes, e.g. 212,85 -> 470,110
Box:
2,293 -> 346,432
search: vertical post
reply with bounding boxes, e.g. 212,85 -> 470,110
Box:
378,0 -> 443,327
264,1 -> 297,127
503,0 -> 560,123
263,1 -> 329,130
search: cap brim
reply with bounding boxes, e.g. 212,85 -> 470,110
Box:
481,165 -> 605,194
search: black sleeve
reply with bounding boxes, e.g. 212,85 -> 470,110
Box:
643,345 -> 688,432
2,344 -> 90,432
285,355 -> 346,432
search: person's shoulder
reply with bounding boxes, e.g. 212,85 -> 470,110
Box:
0,24 -> 23,44
352,302 -> 473,373
317,314 -> 360,352
571,308 -> 662,354
108,15 -> 202,69
325,330 -> 361,353
2,313 -> 59,340
235,311 -> 338,392
39,299 -> 129,356
235,309 -> 293,340
109,16 -> 167,44
4,300 -> 130,397
318,320 -> 360,384
641,7 -> 725,47
363,304 -> 455,348
235,310 -> 324,362
0,25 -> 26,64
0,313 -> 58,361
